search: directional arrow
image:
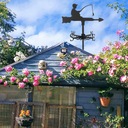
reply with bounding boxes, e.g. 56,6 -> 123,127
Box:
62,17 -> 104,23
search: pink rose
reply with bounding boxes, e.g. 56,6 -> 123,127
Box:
48,77 -> 52,83
102,46 -> 110,52
4,81 -> 8,86
5,66 -> 13,72
10,76 -> 17,83
23,77 -> 28,82
60,61 -> 67,67
114,41 -> 121,49
125,56 -> 128,61
116,30 -> 124,35
94,55 -> 100,61
68,66 -> 73,70
18,82 -> 25,88
60,69 -> 66,74
34,75 -> 40,81
71,58 -> 79,64
33,81 -> 39,86
53,75 -> 57,79
88,56 -> 93,60
120,75 -> 127,83
39,70 -> 44,74
88,71 -> 94,76
0,79 -> 3,83
74,63 -> 84,70
102,58 -> 107,64
108,69 -> 114,77
46,70 -> 53,77
22,68 -> 30,76
97,66 -> 101,72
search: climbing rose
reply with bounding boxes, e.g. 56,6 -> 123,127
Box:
120,75 -> 127,83
97,66 -> 101,72
74,63 -> 84,70
116,30 -> 124,35
60,69 -> 66,74
125,56 -> 128,61
33,81 -> 39,86
10,76 -> 17,83
94,55 -> 100,61
23,77 -> 28,83
60,61 -> 67,66
48,77 -> 52,83
88,71 -> 94,76
5,66 -> 13,72
71,58 -> 79,64
53,75 -> 57,79
4,81 -> 8,86
46,70 -> 53,77
0,79 -> 3,83
39,70 -> 44,74
34,75 -> 40,81
22,68 -> 30,76
108,69 -> 114,77
114,42 -> 121,49
18,82 -> 25,88
102,46 -> 110,52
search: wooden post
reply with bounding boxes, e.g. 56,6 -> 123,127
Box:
117,105 -> 121,128
58,93 -> 62,128
27,87 -> 34,128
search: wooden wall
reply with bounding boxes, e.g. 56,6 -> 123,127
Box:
76,87 -> 124,120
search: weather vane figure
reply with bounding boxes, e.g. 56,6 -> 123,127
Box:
71,4 -> 82,19
62,3 -> 104,50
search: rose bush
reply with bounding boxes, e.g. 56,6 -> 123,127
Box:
0,66 -> 58,89
60,40 -> 128,87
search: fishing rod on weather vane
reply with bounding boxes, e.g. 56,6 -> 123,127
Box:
79,4 -> 94,16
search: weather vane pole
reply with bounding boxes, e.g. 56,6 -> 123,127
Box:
62,3 -> 104,50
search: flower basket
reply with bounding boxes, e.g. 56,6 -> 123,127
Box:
100,97 -> 111,107
16,116 -> 33,127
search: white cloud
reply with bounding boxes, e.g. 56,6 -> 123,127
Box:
8,0 -> 71,24
10,25 -> 36,37
25,30 -> 70,47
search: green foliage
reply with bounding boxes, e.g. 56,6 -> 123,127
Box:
0,34 -> 45,68
0,1 -> 47,68
0,1 -> 16,34
101,112 -> 124,128
98,87 -> 113,98
107,2 -> 128,40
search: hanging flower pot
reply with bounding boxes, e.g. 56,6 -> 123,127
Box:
98,88 -> 114,107
99,97 -> 111,107
16,116 -> 33,127
16,109 -> 33,127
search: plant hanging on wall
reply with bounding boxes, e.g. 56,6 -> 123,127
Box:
98,87 -> 113,107
16,109 -> 33,127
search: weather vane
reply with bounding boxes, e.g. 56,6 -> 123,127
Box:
62,3 -> 104,50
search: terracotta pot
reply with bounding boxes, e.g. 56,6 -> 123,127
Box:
100,97 -> 111,107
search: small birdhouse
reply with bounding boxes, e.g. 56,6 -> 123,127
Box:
38,60 -> 47,70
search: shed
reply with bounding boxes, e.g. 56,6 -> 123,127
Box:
0,42 -> 127,128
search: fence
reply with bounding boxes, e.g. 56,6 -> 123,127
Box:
0,101 -> 76,128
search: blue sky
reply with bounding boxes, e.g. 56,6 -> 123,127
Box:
7,0 -> 127,54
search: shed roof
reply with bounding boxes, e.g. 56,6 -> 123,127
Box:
0,42 -> 110,87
